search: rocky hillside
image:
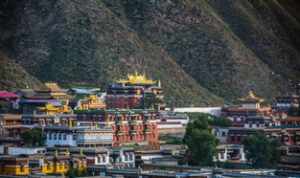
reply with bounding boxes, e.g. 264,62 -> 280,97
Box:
0,51 -> 42,90
0,0 -> 299,106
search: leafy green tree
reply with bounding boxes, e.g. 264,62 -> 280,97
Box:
0,101 -> 11,113
243,133 -> 280,168
184,116 -> 218,166
209,117 -> 232,127
21,128 -> 44,146
184,129 -> 218,166
188,113 -> 232,127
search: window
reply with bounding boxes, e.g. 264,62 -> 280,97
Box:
220,153 -> 224,159
129,154 -> 133,161
63,134 -> 67,140
47,163 -> 51,170
48,133 -> 52,140
222,132 -> 226,136
54,133 -> 57,140
58,133 -> 62,140
20,165 -> 24,172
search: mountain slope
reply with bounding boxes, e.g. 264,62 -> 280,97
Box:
0,50 -> 42,90
0,0 -> 223,106
102,0 -> 298,101
0,0 -> 299,106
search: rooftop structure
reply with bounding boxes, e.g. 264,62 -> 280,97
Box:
238,90 -> 264,103
36,103 -> 71,115
117,72 -> 156,85
221,91 -> 272,127
106,72 -> 164,110
0,91 -> 18,101
76,95 -> 106,110
44,82 -> 70,102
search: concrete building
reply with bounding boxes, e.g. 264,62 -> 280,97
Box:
215,144 -> 246,163
45,126 -> 113,147
156,111 -> 189,136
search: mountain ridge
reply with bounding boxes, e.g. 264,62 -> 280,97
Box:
0,0 -> 299,106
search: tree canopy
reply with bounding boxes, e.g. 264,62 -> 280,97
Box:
243,133 -> 280,168
184,115 -> 218,166
188,113 -> 232,127
21,128 -> 44,147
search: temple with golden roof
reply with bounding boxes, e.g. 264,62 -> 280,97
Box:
106,72 -> 164,109
221,90 -> 272,127
76,95 -> 106,110
37,103 -> 71,115
238,90 -> 264,109
44,82 -> 70,104
117,72 -> 156,85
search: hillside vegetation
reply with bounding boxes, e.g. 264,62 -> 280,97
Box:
0,0 -> 299,106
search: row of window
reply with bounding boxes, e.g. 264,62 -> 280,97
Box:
47,133 -> 76,140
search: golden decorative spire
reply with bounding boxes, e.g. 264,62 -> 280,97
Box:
238,90 -> 264,103
117,72 -> 156,85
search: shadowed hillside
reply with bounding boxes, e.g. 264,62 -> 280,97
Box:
0,0 -> 299,105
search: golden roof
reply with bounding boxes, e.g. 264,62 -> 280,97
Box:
238,90 -> 264,103
45,82 -> 63,92
117,72 -> 156,85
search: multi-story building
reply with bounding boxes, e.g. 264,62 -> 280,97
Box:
212,127 -> 230,144
18,83 -> 71,114
75,109 -> 159,147
0,151 -> 87,176
47,147 -> 135,168
264,116 -> 300,146
45,126 -> 113,147
76,95 -> 106,110
110,147 -> 135,168
0,91 -> 19,112
0,114 -> 24,138
44,82 -> 70,102
272,95 -> 300,113
22,113 -> 76,128
264,128 -> 300,146
156,111 -> 189,136
215,144 -> 246,163
0,156 -> 30,176
106,72 -> 164,109
278,145 -> 300,171
227,127 -> 263,144
221,91 -> 272,127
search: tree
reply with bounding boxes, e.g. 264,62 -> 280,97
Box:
21,128 -> 44,147
184,129 -> 218,166
188,113 -> 232,127
243,133 -> 280,168
184,116 -> 218,166
209,117 -> 232,127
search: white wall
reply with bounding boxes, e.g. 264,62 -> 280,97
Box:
8,147 -> 46,155
167,107 -> 222,116
46,132 -> 77,147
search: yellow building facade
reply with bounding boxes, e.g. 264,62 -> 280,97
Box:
0,154 -> 87,176
77,95 -> 106,110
